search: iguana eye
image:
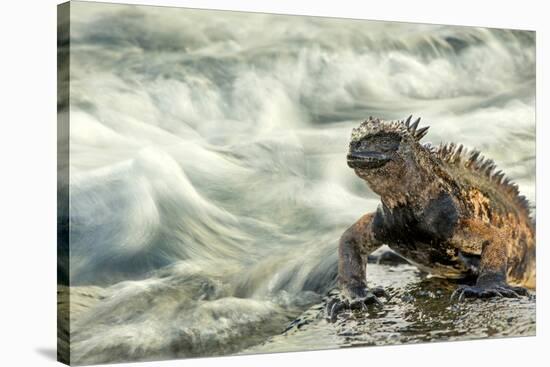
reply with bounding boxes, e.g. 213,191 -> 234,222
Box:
352,133 -> 401,153
380,139 -> 393,149
374,133 -> 401,152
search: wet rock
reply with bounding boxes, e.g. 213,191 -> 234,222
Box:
244,264 -> 535,355
400,293 -> 414,303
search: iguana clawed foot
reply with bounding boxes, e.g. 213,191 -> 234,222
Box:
450,283 -> 529,302
326,286 -> 388,323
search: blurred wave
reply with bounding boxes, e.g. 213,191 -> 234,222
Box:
65,2 -> 535,363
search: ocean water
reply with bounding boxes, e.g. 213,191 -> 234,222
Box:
61,2 -> 535,364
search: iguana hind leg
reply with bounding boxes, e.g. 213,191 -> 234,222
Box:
327,213 -> 388,322
451,219 -> 529,302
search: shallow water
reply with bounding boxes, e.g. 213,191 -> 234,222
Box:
61,2 -> 535,365
245,263 -> 536,355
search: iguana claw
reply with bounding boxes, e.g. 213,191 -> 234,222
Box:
450,283 -> 528,302
326,287 -> 387,323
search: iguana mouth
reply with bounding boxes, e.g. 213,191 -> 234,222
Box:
347,152 -> 390,169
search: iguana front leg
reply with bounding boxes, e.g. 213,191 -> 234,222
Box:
326,213 -> 387,321
451,218 -> 529,301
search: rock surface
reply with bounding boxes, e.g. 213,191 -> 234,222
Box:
243,263 -> 535,354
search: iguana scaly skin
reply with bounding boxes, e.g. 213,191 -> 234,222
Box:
327,116 -> 535,320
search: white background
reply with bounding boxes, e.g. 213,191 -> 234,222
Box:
0,0 -> 547,366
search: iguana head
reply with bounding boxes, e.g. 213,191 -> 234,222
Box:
347,116 -> 430,200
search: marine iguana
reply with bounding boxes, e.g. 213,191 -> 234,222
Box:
327,116 -> 536,320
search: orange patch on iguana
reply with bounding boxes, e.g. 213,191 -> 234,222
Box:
467,189 -> 492,222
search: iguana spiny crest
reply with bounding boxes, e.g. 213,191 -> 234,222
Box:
347,115 -> 530,216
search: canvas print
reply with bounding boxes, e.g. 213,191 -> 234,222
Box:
57,1 -> 536,365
